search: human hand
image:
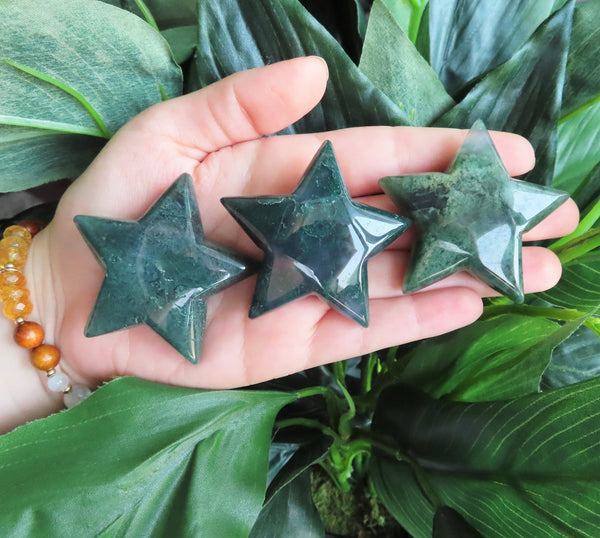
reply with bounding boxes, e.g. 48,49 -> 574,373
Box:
21,57 -> 578,404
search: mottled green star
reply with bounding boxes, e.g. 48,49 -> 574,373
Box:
221,141 -> 410,326
380,121 -> 568,302
74,174 -> 254,363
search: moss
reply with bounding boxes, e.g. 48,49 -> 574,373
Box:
310,467 -> 409,538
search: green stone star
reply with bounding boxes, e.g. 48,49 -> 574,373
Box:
74,174 -> 254,363
221,141 -> 410,326
380,120 -> 569,302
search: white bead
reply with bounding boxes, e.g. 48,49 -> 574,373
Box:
47,371 -> 70,392
64,384 -> 92,408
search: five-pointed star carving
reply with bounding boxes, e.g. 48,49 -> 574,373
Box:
380,121 -> 568,302
74,174 -> 253,363
221,141 -> 410,326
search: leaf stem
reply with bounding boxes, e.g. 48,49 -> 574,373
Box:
133,0 -> 159,31
360,353 -> 378,394
2,59 -> 111,138
274,417 -> 338,439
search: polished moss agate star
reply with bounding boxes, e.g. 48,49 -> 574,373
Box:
380,120 -> 569,302
221,141 -> 410,326
74,174 -> 253,363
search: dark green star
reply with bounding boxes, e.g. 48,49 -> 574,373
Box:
221,141 -> 410,326
74,174 -> 254,363
380,121 -> 569,302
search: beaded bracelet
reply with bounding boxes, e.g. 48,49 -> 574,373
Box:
0,222 -> 91,409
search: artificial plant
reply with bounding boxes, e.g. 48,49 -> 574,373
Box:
1,0 -> 599,536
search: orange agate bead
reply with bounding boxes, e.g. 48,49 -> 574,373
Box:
3,225 -> 32,242
15,321 -> 45,349
3,295 -> 33,320
31,344 -> 61,371
0,237 -> 29,269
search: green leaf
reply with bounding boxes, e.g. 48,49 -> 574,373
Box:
102,0 -> 197,29
435,1 -> 574,186
369,459 -> 434,538
433,507 -> 483,538
553,98 -> 600,195
190,0 -> 410,133
161,25 -> 198,65
0,127 -> 105,192
542,326 -> 600,390
0,378 -> 295,537
561,0 -> 600,117
371,380 -> 600,537
394,314 -> 583,401
250,471 -> 324,538
539,257 -> 600,311
359,0 -> 454,126
572,162 -> 600,210
0,0 -> 182,191
428,0 -> 560,97
251,440 -> 329,537
381,0 -> 429,44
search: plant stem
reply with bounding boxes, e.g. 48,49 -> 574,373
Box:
275,417 -> 338,439
360,353 -> 377,394
133,0 -> 159,31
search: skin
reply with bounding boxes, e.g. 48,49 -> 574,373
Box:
0,57 -> 579,433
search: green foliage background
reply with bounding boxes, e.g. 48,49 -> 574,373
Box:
1,0 -> 599,536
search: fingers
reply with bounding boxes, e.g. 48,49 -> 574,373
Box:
307,288 -> 483,368
136,56 -> 329,157
348,194 -> 579,248
366,246 -> 563,298
523,198 -> 579,241
242,126 -> 535,200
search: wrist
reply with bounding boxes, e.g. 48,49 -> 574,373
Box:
0,223 -> 89,434
0,301 -> 63,434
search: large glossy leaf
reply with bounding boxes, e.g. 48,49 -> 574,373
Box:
542,325 -> 600,390
0,377 -> 295,537
250,471 -> 324,538
190,0 -> 410,133
0,0 -> 182,191
553,99 -> 600,195
250,440 -> 329,537
371,380 -> 600,537
433,507 -> 482,538
435,1 -> 574,186
394,314 -> 582,401
539,257 -> 600,311
561,0 -> 600,117
359,0 -> 454,126
428,0 -> 560,97
572,162 -> 600,209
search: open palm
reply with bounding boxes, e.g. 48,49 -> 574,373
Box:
29,57 -> 578,390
